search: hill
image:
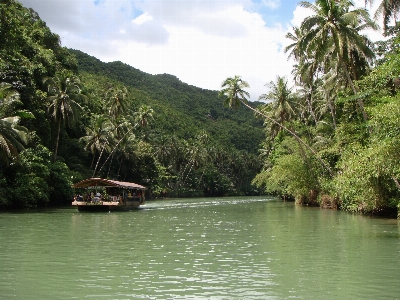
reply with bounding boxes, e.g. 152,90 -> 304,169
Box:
68,49 -> 265,154
0,0 -> 267,208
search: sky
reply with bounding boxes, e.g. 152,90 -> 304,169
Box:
19,0 -> 383,101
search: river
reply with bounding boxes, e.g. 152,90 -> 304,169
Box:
0,196 -> 399,299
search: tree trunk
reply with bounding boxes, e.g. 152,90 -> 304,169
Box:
307,93 -> 317,125
90,153 -> 95,169
308,189 -> 319,206
92,145 -> 105,177
326,94 -> 337,129
341,60 -> 368,122
241,101 -> 333,176
392,176 -> 400,190
117,157 -> 123,178
97,124 -> 136,176
53,118 -> 61,163
107,153 -> 114,178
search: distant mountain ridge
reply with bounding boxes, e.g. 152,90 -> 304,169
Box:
69,49 -> 265,154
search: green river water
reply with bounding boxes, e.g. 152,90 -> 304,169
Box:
0,196 -> 399,299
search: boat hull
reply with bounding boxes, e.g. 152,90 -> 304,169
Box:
72,201 -> 143,212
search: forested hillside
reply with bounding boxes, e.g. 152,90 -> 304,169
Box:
69,49 -> 265,154
0,0 -> 264,209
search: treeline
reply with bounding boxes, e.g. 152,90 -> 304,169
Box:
220,0 -> 400,217
0,0 -> 264,208
3,0 -> 400,217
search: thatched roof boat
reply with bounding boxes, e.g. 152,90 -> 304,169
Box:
72,178 -> 147,212
72,178 -> 147,190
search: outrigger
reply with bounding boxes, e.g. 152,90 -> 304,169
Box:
72,178 -> 147,212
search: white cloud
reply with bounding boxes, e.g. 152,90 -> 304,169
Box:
132,13 -> 153,25
115,6 -> 291,100
19,0 -> 295,101
18,0 -> 387,103
290,4 -> 311,27
262,0 -> 281,9
124,18 -> 170,45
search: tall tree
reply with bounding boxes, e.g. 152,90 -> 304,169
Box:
134,105 -> 154,128
107,86 -> 129,120
80,114 -> 114,169
366,0 -> 400,31
299,0 -> 377,122
285,26 -> 306,62
45,74 -> 83,162
177,130 -> 210,187
259,76 -> 298,130
219,75 -> 250,110
219,75 -> 333,175
96,105 -> 154,176
0,83 -> 29,164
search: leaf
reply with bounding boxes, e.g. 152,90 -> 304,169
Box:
15,110 -> 35,119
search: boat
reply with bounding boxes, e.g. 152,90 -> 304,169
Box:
71,178 -> 147,212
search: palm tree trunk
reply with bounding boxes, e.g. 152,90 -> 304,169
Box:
326,95 -> 337,129
96,121 -> 140,176
53,118 -> 61,163
175,158 -> 193,188
90,153 -> 95,169
183,160 -> 195,185
92,145 -> 106,177
240,100 -> 333,176
341,60 -> 368,122
92,121 -> 126,177
107,153 -> 114,178
117,157 -> 123,178
307,94 -> 318,125
392,176 -> 400,191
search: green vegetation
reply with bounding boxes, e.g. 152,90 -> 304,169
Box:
0,0 -> 263,208
229,0 -> 400,217
2,0 -> 400,217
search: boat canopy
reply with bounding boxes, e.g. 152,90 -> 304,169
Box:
72,178 -> 147,190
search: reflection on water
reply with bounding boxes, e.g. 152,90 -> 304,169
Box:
1,196 -> 400,299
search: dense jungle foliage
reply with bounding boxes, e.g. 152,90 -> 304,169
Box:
246,0 -> 400,217
0,0 -> 264,208
2,0 -> 400,218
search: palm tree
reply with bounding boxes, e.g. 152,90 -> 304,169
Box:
366,0 -> 400,31
286,26 -> 322,126
259,76 -> 298,129
295,80 -> 319,125
299,0 -> 378,122
153,135 -> 175,168
219,75 -> 333,175
0,116 -> 28,164
0,82 -> 20,114
0,83 -> 28,164
219,75 -> 250,110
177,130 -> 210,187
92,84 -> 131,176
92,116 -> 132,177
285,26 -> 306,62
45,74 -> 83,162
80,115 -> 114,169
96,105 -> 154,176
318,84 -> 339,129
107,86 -> 129,120
108,131 -> 135,179
134,105 -> 154,128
